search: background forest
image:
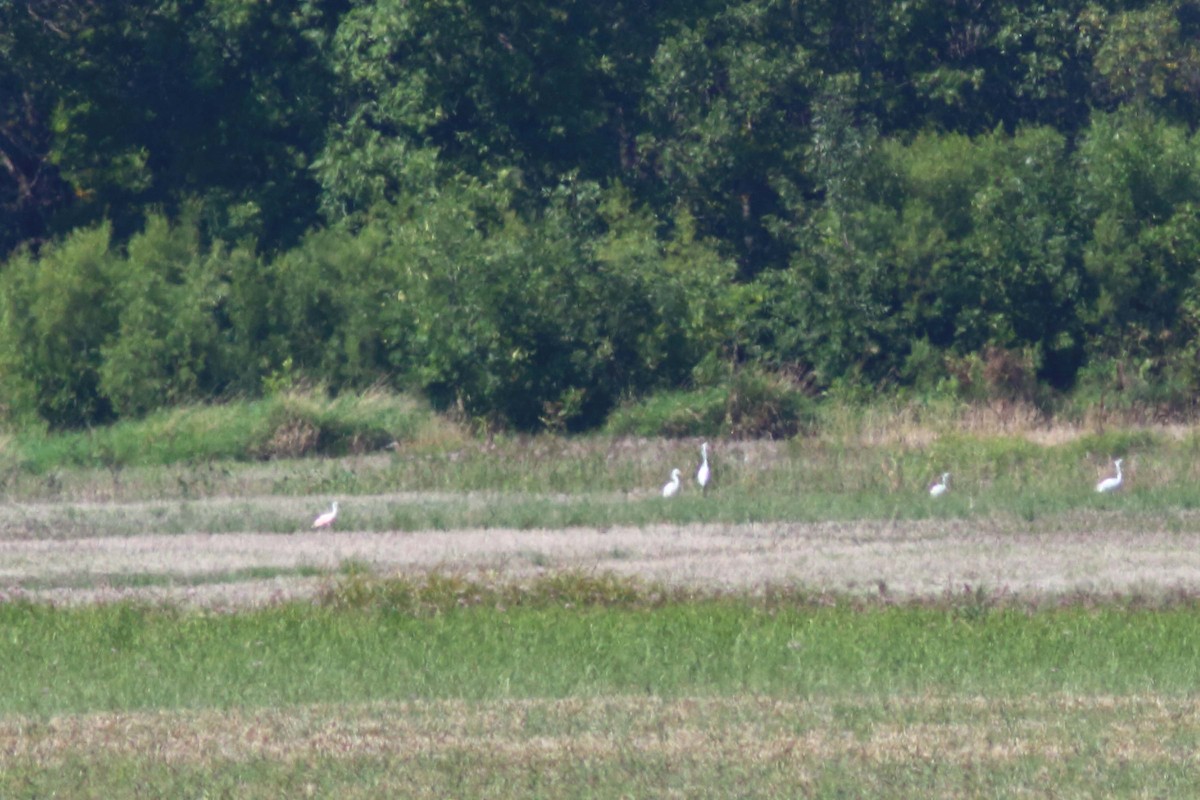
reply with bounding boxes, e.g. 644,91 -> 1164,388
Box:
4,0 -> 1200,433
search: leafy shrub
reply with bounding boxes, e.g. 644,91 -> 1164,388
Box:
723,368 -> 816,438
0,224 -> 119,427
748,127 -> 1085,393
98,213 -> 235,417
383,179 -> 734,430
1071,111 -> 1200,411
0,213 -> 262,429
264,220 -> 398,390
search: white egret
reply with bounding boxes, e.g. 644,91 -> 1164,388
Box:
697,441 -> 711,495
929,472 -> 950,497
312,500 -> 339,528
662,468 -> 682,498
1096,459 -> 1123,493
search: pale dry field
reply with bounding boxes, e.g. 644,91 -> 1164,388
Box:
7,693 -> 1196,766
4,493 -> 1200,606
4,693 -> 1198,796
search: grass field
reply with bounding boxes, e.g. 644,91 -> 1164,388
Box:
5,395 -> 1200,797
3,591 -> 1200,797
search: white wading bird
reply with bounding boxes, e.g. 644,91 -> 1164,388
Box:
312,500 -> 339,528
1096,459 -> 1123,493
929,472 -> 950,497
697,441 -> 711,495
662,468 -> 682,498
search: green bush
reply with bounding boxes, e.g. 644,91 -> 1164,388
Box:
1073,111 -> 1200,409
746,127 -> 1085,393
252,387 -> 429,458
264,221 -> 398,390
384,179 -> 734,430
605,385 -> 728,438
98,213 -> 234,417
0,213 -> 267,429
0,224 -> 119,427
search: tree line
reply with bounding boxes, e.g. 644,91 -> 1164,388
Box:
4,0 -> 1200,430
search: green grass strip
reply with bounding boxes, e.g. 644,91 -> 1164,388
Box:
3,599 -> 1200,717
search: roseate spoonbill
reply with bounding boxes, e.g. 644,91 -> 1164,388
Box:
662,469 -> 682,498
1096,459 -> 1123,493
312,501 -> 339,528
697,442 -> 711,495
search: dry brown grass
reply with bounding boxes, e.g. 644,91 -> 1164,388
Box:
5,415 -> 1200,609
825,403 -> 1197,449
4,693 -> 1197,769
810,396 -> 1200,450
6,512 -> 1200,607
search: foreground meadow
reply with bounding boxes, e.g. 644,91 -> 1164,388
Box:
3,584 -> 1200,797
4,396 -> 1200,797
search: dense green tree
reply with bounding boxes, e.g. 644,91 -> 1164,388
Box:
860,0 -> 1100,134
8,0 -> 1200,428
316,0 -> 689,218
0,1 -> 80,256
745,126 -> 1085,390
1076,111 -> 1200,362
638,0 -> 1110,277
1,0 -> 340,256
1089,1 -> 1200,120
639,0 -> 817,276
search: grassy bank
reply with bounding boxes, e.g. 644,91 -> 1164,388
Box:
0,388 -> 462,474
4,424 -> 1200,532
0,388 -> 1183,484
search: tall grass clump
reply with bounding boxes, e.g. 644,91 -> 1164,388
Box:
250,386 -> 457,459
319,571 -> 679,614
605,368 -> 814,439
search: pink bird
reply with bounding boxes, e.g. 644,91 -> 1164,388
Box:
312,501 -> 339,529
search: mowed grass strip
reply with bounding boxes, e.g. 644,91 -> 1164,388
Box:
3,694 -> 1200,798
